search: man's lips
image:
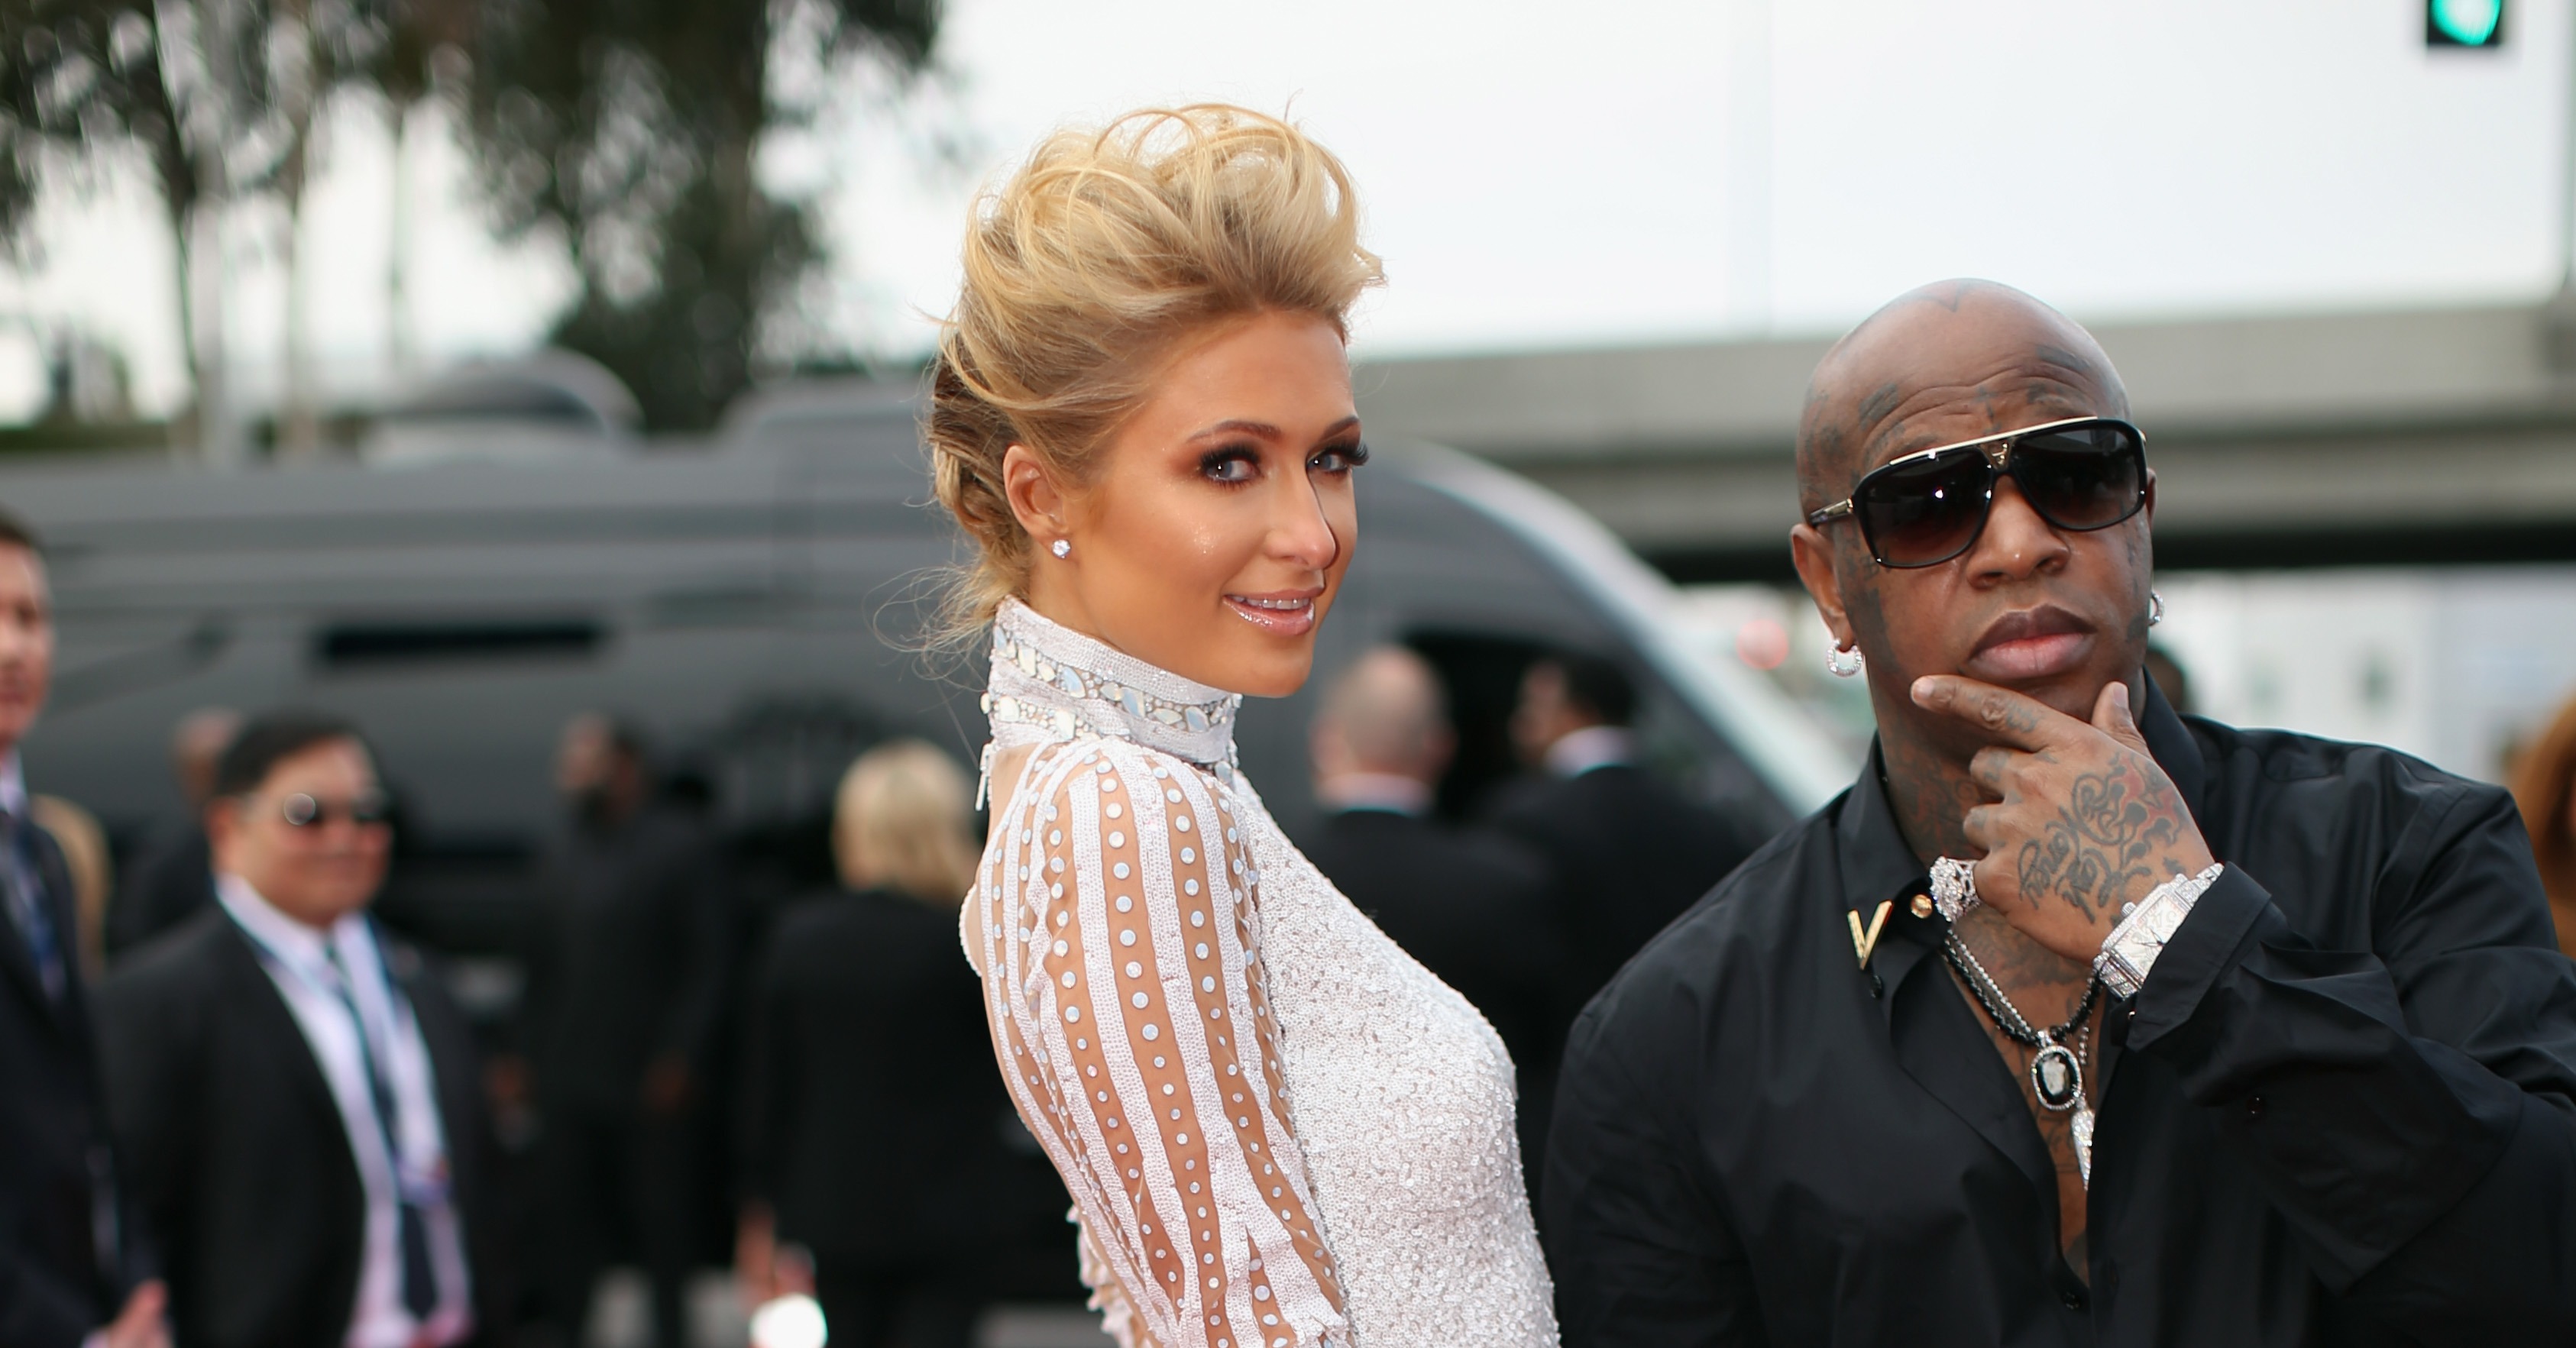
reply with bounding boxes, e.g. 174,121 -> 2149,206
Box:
1963,605 -> 2096,683
1224,589 -> 1323,636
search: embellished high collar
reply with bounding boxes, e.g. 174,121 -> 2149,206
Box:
981,598 -> 1242,771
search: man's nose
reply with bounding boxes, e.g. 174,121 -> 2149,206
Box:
1966,476 -> 2070,581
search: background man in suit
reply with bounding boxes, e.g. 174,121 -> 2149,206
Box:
523,713 -> 726,1348
1299,647 -> 1561,1194
105,708 -> 240,962
0,509 -> 168,1348
1488,651 -> 1760,1030
95,713 -> 507,1348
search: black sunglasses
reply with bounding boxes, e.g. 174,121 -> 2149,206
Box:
1806,416 -> 2149,568
269,792 -> 392,829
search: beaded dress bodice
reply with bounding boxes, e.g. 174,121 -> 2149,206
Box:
966,600 -> 1558,1348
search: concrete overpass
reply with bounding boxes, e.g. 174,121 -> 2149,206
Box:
1354,301 -> 2576,580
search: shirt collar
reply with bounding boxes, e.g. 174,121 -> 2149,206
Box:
1833,671 -> 2210,949
1316,772 -> 1435,816
1545,725 -> 1636,778
216,871 -> 368,975
0,750 -> 28,819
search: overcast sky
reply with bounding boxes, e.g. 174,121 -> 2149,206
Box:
1,0 -> 2568,419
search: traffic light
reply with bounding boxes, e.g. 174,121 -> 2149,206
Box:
2428,0 -> 2506,48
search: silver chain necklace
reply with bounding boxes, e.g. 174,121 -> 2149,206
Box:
1942,929 -> 2102,1188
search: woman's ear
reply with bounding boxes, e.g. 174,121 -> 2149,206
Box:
1002,444 -> 1070,541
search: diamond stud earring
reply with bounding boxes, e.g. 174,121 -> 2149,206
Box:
1051,539 -> 1071,559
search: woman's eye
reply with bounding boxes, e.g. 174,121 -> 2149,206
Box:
1199,449 -> 1259,484
1309,441 -> 1369,475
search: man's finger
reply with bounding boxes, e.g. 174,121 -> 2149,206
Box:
1968,745 -> 2018,795
1911,675 -> 2076,751
2092,679 -> 2149,752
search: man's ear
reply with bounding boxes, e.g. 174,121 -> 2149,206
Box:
1002,444 -> 1070,541
1788,522 -> 1857,651
203,797 -> 238,869
2141,467 -> 2157,525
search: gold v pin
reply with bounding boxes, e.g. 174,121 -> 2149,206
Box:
1849,900 -> 1892,969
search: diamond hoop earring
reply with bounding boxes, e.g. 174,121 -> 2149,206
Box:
1826,643 -> 1864,678
2148,589 -> 2164,627
1050,539 -> 1071,559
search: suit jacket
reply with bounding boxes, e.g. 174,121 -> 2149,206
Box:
738,887 -> 1064,1270
94,908 -> 510,1348
526,807 -> 728,1114
1486,762 -> 1761,1018
0,824 -> 139,1348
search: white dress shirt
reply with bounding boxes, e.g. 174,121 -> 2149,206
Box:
1314,771 -> 1436,816
216,876 -> 473,1348
1,748 -> 28,819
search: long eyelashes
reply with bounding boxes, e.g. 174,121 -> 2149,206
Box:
1198,446 -> 1259,484
1197,440 -> 1367,486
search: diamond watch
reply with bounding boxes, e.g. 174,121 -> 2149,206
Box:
2095,863 -> 2227,999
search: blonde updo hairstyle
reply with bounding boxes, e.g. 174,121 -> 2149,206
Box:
927,104 -> 1385,639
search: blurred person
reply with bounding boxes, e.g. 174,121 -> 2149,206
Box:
105,708 -> 240,961
93,712 -> 506,1348
0,509 -> 168,1348
2143,642 -> 2195,716
1549,280 -> 2576,1343
1299,646 -> 1560,1182
935,106 -> 1556,1347
735,741 -> 1021,1348
2510,689 -> 2576,958
31,795 -> 112,982
522,713 -> 726,1348
1489,649 -> 1759,1018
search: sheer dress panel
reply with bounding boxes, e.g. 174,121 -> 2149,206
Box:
976,739 -> 1348,1348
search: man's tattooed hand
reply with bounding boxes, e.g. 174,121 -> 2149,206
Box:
1911,677 -> 2215,962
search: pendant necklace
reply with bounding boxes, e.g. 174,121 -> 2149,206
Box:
1942,930 -> 2103,1188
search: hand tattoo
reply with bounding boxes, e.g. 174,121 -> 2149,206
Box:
2013,751 -> 2181,919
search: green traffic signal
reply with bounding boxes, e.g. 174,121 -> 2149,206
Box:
2429,0 -> 2505,47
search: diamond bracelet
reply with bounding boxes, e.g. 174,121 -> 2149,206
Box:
2095,863 -> 2227,999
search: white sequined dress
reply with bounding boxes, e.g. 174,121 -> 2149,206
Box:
964,600 -> 1558,1348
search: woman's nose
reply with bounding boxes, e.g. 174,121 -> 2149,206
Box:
1268,476 -> 1341,571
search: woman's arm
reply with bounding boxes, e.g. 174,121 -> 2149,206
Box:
981,742 -> 1346,1348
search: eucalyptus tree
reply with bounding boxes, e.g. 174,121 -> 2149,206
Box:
459,0 -> 939,429
2,0 -> 295,454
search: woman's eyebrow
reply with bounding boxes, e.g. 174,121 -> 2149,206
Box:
1185,418 -> 1284,442
1182,415 -> 1361,444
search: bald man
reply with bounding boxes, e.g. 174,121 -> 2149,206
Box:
1546,280 -> 2576,1345
107,708 -> 241,960
1301,648 -> 1561,1183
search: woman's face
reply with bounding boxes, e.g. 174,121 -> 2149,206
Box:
1011,310 -> 1363,697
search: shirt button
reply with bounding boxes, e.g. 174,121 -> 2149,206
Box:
2060,1285 -> 2089,1311
2246,1094 -> 2267,1119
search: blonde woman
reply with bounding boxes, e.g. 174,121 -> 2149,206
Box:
738,741 -> 1025,1348
937,106 -> 1557,1348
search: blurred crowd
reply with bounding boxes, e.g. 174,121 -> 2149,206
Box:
11,486 -> 2576,1348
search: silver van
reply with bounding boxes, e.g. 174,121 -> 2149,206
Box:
2,383 -> 1849,973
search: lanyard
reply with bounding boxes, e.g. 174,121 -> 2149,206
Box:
231,913 -> 453,1206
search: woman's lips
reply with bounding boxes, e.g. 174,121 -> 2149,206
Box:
1225,591 -> 1320,637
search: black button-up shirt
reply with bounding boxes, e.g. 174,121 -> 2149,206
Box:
1545,684 -> 2576,1346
